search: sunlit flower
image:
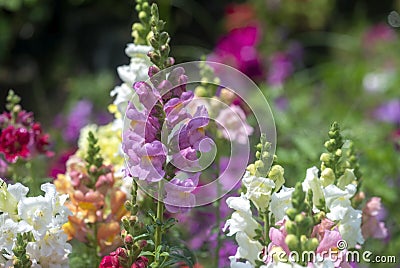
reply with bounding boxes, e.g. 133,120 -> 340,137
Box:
269,186 -> 295,222
215,105 -> 253,144
242,171 -> 275,210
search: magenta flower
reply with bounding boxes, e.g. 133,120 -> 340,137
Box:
362,197 -> 388,239
164,172 -> 200,213
363,23 -> 396,51
209,26 -> 264,79
0,157 -> 7,177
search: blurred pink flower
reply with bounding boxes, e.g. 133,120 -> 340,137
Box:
362,197 -> 388,239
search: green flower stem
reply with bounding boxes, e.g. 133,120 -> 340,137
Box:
263,211 -> 270,245
214,180 -> 222,267
154,180 -> 164,252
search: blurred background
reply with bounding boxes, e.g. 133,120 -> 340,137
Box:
1,0 -> 400,266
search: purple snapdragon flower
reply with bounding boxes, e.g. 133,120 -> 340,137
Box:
164,172 -> 200,213
267,52 -> 294,87
122,66 -> 210,211
64,100 -> 93,142
374,99 -> 400,125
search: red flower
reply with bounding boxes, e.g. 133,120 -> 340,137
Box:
99,248 -> 127,268
131,256 -> 148,268
0,125 -> 30,163
99,255 -> 120,268
32,123 -> 53,157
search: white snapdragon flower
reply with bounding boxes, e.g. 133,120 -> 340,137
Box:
0,182 -> 29,218
269,186 -> 295,222
242,171 -> 275,211
324,184 -> 356,221
226,194 -> 252,214
323,184 -> 363,248
110,44 -> 152,115
362,71 -> 394,93
18,195 -> 54,240
336,169 -> 356,190
229,256 -> 254,268
0,213 -> 32,255
302,167 -> 324,210
41,183 -> 70,227
1,182 -> 71,266
234,231 -> 263,265
26,228 -> 71,268
224,194 -> 260,237
338,207 -> 364,248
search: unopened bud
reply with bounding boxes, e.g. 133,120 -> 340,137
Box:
285,234 -> 300,251
320,153 -> 331,163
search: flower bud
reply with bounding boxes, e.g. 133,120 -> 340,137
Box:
320,168 -> 335,187
124,235 -> 134,245
303,237 -> 319,252
219,88 -> 236,104
285,220 -> 297,234
286,208 -> 298,221
138,11 -> 147,20
194,86 -> 208,97
320,153 -> 331,163
285,234 -> 300,251
295,214 -> 305,225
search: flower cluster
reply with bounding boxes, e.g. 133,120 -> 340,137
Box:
0,90 -> 52,164
224,123 -> 388,267
75,123 -> 125,172
99,247 -> 148,268
0,180 -> 71,267
54,132 -> 130,256
123,66 -> 210,211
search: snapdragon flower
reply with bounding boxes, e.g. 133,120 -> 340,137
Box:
110,44 -> 153,116
0,180 -> 71,266
122,66 -> 210,207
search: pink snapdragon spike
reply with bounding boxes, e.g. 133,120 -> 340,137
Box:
361,197 -> 388,239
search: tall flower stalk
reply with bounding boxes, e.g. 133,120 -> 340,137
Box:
122,1 -> 208,267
